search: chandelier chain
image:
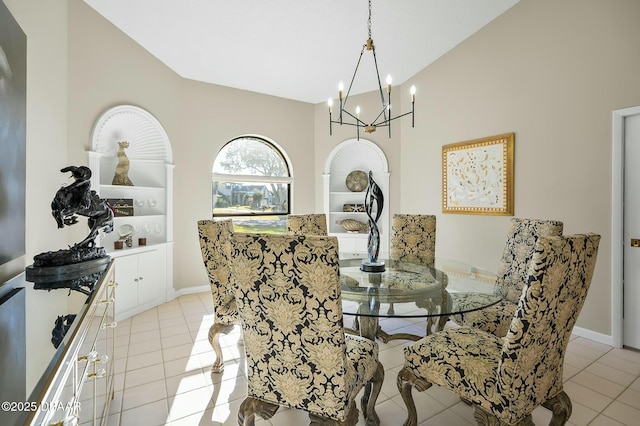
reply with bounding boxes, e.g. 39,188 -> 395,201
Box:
367,0 -> 372,39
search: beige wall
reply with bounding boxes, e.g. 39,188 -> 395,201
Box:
1,0 -> 69,281
67,1 -> 315,291
2,0 -> 70,394
5,0 -> 639,354
394,0 -> 639,335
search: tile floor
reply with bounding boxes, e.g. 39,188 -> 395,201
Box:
102,293 -> 640,425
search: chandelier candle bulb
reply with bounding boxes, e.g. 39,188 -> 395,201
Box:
328,99 -> 333,135
386,75 -> 392,93
410,85 -> 416,127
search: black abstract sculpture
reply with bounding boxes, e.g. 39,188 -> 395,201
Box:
362,171 -> 385,272
29,166 -> 114,271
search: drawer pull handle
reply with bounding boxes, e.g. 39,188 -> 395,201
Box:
101,321 -> 118,329
98,297 -> 115,305
95,355 -> 109,365
49,415 -> 79,426
78,351 -> 98,363
86,368 -> 106,380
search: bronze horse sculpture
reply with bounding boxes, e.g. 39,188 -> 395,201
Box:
51,165 -> 114,249
30,166 -> 114,268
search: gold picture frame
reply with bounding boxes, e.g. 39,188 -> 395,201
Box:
442,133 -> 514,215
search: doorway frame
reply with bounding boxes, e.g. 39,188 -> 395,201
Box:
611,105 -> 640,348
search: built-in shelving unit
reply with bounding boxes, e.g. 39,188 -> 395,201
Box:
323,139 -> 389,259
87,105 -> 174,320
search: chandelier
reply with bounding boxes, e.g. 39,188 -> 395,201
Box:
328,0 -> 416,140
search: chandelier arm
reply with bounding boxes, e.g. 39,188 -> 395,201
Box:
341,109 -> 367,126
329,120 -> 362,128
343,44 -> 368,109
370,106 -> 390,126
374,110 -> 414,127
370,46 -> 388,122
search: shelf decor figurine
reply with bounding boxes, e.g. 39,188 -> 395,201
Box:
362,170 -> 385,272
26,166 -> 114,281
336,218 -> 369,233
112,141 -> 134,186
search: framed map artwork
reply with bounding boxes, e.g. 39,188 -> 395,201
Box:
442,133 -> 514,215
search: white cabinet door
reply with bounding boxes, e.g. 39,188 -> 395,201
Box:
114,245 -> 167,320
115,254 -> 139,315
137,246 -> 166,309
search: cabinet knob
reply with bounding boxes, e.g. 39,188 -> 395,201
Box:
139,276 -> 144,281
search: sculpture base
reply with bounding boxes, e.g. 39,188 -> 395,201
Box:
26,257 -> 111,296
26,257 -> 111,282
360,260 -> 386,272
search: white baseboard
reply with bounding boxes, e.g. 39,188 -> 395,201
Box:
572,326 -> 615,347
172,285 -> 210,299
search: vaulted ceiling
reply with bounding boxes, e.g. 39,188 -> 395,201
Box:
83,0 -> 519,104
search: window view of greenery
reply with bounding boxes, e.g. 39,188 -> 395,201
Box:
212,137 -> 290,233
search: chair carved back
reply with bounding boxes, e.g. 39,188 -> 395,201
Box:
286,213 -> 328,236
496,218 -> 563,302
230,233 -> 358,421
197,219 -> 237,324
390,214 -> 436,267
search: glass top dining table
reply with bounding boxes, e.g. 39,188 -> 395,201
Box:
339,258 -> 503,342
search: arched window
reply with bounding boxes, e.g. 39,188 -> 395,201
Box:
212,136 -> 291,233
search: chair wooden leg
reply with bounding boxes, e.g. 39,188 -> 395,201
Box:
436,315 -> 449,333
309,400 -> 358,425
397,367 -> 432,426
360,361 -> 384,425
353,316 -> 360,331
209,322 -> 235,373
473,405 -> 534,426
237,397 -> 278,426
473,406 -> 502,426
542,391 -> 572,426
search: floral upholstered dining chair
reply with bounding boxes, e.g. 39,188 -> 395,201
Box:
230,233 -> 384,426
456,218 -> 563,337
390,214 -> 436,267
286,213 -> 328,236
371,214 -> 437,342
397,233 -> 600,426
197,219 -> 239,373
